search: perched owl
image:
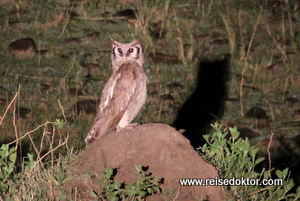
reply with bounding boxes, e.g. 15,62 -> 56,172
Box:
85,39 -> 148,143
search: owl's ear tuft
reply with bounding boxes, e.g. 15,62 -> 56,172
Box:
131,39 -> 140,46
110,38 -> 119,47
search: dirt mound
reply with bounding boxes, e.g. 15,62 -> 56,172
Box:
63,123 -> 226,200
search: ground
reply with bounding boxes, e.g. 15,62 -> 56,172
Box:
0,0 -> 299,191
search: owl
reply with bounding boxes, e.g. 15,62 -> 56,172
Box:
85,39 -> 148,143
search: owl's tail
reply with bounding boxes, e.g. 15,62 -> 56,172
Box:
85,124 -> 102,143
85,118 -> 111,143
85,126 -> 96,143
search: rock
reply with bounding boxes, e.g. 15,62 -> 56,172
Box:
211,39 -> 229,45
17,107 -> 31,119
166,82 -> 184,89
114,9 -> 136,19
160,93 -> 175,102
62,123 -> 226,200
245,106 -> 270,127
293,109 -> 300,120
8,38 -> 36,59
245,107 -> 268,119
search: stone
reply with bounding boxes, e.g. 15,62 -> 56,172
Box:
8,38 -> 36,59
62,123 -> 226,200
245,106 -> 269,119
245,106 -> 270,128
293,109 -> 300,120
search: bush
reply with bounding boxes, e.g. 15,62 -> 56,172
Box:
90,165 -> 162,201
0,144 -> 16,195
200,122 -> 300,200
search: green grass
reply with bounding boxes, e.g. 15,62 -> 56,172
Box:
0,0 -> 299,199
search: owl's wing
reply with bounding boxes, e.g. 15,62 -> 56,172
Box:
85,63 -> 137,142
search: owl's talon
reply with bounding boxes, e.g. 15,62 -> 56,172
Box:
116,123 -> 139,132
127,123 -> 139,128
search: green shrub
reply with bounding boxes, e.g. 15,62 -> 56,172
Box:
200,122 -> 300,200
91,165 -> 162,201
0,144 -> 16,195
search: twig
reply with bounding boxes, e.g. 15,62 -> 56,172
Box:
58,99 -> 67,123
28,132 -> 45,170
7,121 -> 55,146
172,187 -> 181,201
218,10 -> 236,55
267,131 -> 274,178
245,4 -> 264,60
61,9 -> 70,36
13,85 -> 21,150
248,185 -> 277,195
265,23 -> 286,58
0,86 -> 20,126
282,77 -> 289,102
239,66 -> 246,117
30,134 -> 69,174
50,126 -> 56,168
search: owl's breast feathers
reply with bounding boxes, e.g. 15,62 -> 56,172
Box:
85,61 -> 147,142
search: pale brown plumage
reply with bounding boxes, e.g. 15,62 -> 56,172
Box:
85,39 -> 147,143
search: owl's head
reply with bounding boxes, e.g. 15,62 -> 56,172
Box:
110,39 -> 144,71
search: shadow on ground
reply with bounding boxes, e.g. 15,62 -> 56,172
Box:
173,54 -> 230,149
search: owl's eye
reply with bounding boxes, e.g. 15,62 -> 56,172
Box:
117,48 -> 122,54
128,48 -> 134,53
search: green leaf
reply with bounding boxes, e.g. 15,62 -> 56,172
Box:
282,168 -> 289,179
25,153 -> 35,169
90,190 -> 98,198
139,191 -> 147,197
55,119 -> 65,129
50,174 -> 60,186
9,152 -> 16,163
61,176 -> 73,184
106,167 -> 114,179
203,135 -> 210,143
297,186 -> 300,194
229,127 -> 240,141
112,181 -> 121,189
0,171 -> 4,179
0,144 -> 9,156
135,165 -> 142,173
250,147 -> 259,158
0,183 -> 8,193
254,157 -> 265,166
